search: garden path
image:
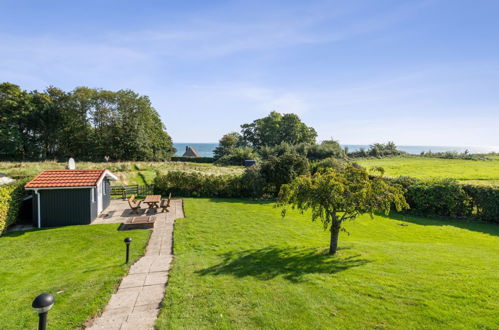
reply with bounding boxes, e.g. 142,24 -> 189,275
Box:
87,199 -> 183,330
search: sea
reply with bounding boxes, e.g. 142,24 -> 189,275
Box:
174,143 -> 499,158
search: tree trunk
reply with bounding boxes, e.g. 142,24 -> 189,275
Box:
329,220 -> 341,255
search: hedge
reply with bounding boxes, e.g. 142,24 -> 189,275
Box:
0,178 -> 30,235
392,177 -> 498,222
462,185 -> 499,222
155,171 -> 499,223
154,171 -> 265,198
170,156 -> 214,163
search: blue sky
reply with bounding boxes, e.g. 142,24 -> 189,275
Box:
1,0 -> 498,146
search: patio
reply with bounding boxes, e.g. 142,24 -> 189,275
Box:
92,199 -> 183,225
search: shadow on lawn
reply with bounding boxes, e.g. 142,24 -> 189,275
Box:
197,246 -> 370,282
389,212 -> 499,237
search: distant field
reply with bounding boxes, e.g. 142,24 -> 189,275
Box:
0,161 -> 244,185
1,156 -> 498,186
356,156 -> 499,185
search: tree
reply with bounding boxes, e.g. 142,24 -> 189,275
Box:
213,132 -> 242,160
277,163 -> 408,255
260,153 -> 309,195
240,111 -> 317,149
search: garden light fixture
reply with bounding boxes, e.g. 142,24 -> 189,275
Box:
32,293 -> 54,330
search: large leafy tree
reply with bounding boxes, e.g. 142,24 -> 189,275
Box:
240,111 -> 317,149
0,82 -> 175,161
277,163 -> 409,255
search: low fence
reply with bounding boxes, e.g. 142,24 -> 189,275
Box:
110,184 -> 154,198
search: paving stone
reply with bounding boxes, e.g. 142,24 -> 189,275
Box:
144,271 -> 168,286
86,199 -> 183,329
119,273 -> 147,289
135,284 -> 165,306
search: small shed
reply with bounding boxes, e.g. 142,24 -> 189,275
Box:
25,169 -> 118,228
183,146 -> 201,157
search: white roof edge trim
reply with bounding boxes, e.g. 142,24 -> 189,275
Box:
104,170 -> 118,181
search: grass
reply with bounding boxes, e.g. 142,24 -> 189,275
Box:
0,161 -> 244,185
0,224 -> 150,329
356,156 -> 499,184
157,198 -> 499,329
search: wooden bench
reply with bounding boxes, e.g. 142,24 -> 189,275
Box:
128,195 -> 142,214
160,193 -> 172,213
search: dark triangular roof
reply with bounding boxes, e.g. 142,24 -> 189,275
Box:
183,146 -> 201,157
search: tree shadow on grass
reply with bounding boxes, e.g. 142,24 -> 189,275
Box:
389,212 -> 499,237
197,246 -> 370,282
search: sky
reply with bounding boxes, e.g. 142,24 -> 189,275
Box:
1,0 -> 498,147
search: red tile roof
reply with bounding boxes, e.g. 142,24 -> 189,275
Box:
25,169 -> 106,189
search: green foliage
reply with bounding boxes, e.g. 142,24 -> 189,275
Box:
349,141 -> 406,158
277,164 -> 408,254
461,185 -> 499,222
390,177 -> 499,221
214,147 -> 259,166
240,111 -> 317,149
297,139 -> 346,160
0,178 -> 30,235
420,150 -> 490,160
260,154 -> 310,195
154,171 -> 243,198
171,156 -> 215,163
310,157 -> 348,174
0,82 -> 175,161
213,132 -> 242,160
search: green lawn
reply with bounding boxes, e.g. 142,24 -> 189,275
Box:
0,225 -> 150,329
157,198 -> 499,329
356,156 -> 499,184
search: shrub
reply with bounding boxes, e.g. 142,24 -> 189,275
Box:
214,147 -> 259,166
462,185 -> 499,222
0,178 -> 30,235
260,154 -> 309,195
154,171 -> 251,198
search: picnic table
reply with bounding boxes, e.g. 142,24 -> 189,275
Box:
143,195 -> 161,210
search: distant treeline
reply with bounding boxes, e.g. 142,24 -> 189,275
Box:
0,82 -> 175,161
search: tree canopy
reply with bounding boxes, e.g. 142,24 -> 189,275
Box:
277,163 -> 409,254
240,111 -> 317,149
0,82 -> 175,161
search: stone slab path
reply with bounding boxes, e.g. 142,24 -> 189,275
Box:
87,199 -> 184,330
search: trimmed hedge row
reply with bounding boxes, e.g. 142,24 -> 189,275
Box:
0,178 -> 30,235
155,171 -> 499,223
170,156 -> 214,163
153,170 -> 264,198
391,177 -> 498,222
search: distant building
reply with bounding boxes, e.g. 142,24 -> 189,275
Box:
183,146 -> 201,157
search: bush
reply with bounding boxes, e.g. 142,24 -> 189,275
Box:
389,177 -> 499,221
419,151 -> 491,160
462,185 -> 499,222
214,147 -> 259,166
260,154 -> 309,195
154,171 -> 257,198
0,178 -> 30,235
171,156 -> 214,163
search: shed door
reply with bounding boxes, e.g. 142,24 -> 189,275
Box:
97,182 -> 103,213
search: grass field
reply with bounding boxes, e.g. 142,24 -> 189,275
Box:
0,161 -> 244,185
157,199 -> 499,329
0,225 -> 150,329
356,156 -> 499,185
